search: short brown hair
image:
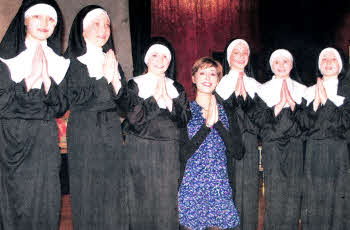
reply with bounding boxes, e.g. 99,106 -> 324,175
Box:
191,57 -> 223,80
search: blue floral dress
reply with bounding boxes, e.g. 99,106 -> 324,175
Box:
178,101 -> 240,230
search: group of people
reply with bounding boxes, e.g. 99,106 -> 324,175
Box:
0,0 -> 349,230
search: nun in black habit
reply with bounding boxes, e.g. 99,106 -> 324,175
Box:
251,49 -> 306,230
62,5 -> 128,230
122,37 -> 191,230
215,39 -> 261,230
0,0 -> 69,229
301,47 -> 350,230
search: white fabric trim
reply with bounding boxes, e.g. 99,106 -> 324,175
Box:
144,44 -> 171,64
25,4 -> 57,22
303,78 -> 344,107
318,47 -> 343,74
215,69 -> 260,100
226,39 -> 250,65
269,49 -> 293,68
133,73 -> 179,109
0,39 -> 70,88
257,76 -> 307,108
83,8 -> 109,29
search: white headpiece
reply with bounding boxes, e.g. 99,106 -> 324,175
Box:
144,44 -> 171,64
226,39 -> 250,65
269,49 -> 293,67
83,8 -> 109,30
318,47 -> 343,74
25,4 -> 57,22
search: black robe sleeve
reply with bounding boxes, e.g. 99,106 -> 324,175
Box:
0,60 -> 68,120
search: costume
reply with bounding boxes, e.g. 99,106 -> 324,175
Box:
62,5 -> 128,230
215,38 -> 261,230
301,48 -> 350,230
178,101 -> 243,230
122,37 -> 191,230
0,0 -> 68,229
251,49 -> 306,230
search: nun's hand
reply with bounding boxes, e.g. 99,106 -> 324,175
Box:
26,45 -> 44,91
240,72 -> 247,100
153,78 -> 162,102
41,49 -> 51,94
103,50 -> 115,83
284,81 -> 295,111
161,76 -> 173,112
235,72 -> 243,98
274,80 -> 287,116
318,78 -> 328,105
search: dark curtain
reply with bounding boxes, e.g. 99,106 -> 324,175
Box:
129,0 -> 151,77
151,0 -> 261,100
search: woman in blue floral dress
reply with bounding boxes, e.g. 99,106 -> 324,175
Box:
179,57 -> 244,230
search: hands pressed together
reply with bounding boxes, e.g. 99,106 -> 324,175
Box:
203,95 -> 219,128
274,79 -> 296,116
234,72 -> 247,100
153,76 -> 173,111
25,45 -> 51,94
103,49 -> 122,94
312,77 -> 328,111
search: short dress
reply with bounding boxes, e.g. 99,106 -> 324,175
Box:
178,101 -> 240,230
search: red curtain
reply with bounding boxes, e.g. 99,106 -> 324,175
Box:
151,0 -> 261,99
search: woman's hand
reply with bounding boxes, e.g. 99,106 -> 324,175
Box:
284,80 -> 295,111
103,49 -> 116,83
161,76 -> 173,112
240,72 -> 247,100
318,78 -> 328,105
206,95 -> 219,127
274,79 -> 287,116
41,49 -> 51,94
235,72 -> 243,98
26,45 -> 44,91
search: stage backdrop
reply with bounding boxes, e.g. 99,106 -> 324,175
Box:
150,0 -> 261,99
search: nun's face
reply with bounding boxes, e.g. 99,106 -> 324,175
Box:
147,51 -> 170,76
25,15 -> 57,41
192,66 -> 219,94
229,42 -> 249,71
83,13 -> 111,48
319,51 -> 340,77
271,56 -> 293,78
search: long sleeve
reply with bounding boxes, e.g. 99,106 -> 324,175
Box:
0,61 -> 67,120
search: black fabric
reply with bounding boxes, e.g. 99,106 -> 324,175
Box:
299,61 -> 350,230
178,103 -> 245,191
64,5 -> 115,59
122,79 -> 190,141
248,97 -> 304,230
216,93 -> 260,230
0,0 -> 64,58
222,38 -> 256,79
0,1 -> 67,229
61,6 -> 129,228
122,70 -> 190,229
140,37 -> 177,80
129,0 -> 151,76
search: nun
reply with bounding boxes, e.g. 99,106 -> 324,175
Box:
0,0 -> 69,229
122,37 -> 191,230
252,49 -> 306,230
62,5 -> 128,230
301,48 -> 350,230
215,38 -> 261,230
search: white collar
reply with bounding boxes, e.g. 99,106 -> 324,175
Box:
303,78 -> 344,107
0,38 -> 70,89
133,73 -> 179,109
257,76 -> 307,108
77,40 -> 105,80
215,69 -> 261,100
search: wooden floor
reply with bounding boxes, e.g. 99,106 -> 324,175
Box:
59,176 -> 266,230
